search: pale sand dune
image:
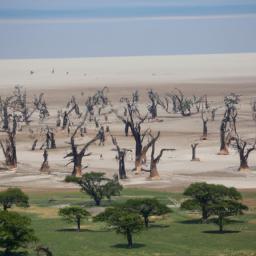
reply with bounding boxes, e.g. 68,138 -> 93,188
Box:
0,53 -> 256,191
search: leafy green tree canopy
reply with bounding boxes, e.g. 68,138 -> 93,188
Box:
78,172 -> 122,206
59,206 -> 90,232
181,182 -> 246,224
0,187 -> 29,211
103,207 -> 144,249
0,211 -> 37,255
125,198 -> 171,228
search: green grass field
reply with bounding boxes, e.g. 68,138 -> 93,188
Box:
3,188 -> 256,256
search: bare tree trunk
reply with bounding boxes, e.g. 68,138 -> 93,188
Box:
40,149 -> 50,173
191,143 -> 200,161
31,139 -> 38,151
149,161 -> 160,179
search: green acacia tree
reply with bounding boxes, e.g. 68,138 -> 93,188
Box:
181,183 -> 248,226
0,187 -> 29,211
181,182 -> 221,222
0,211 -> 37,255
208,188 -> 248,232
59,206 -> 90,232
78,172 -> 122,206
98,207 -> 143,248
103,175 -> 123,201
125,198 -> 171,228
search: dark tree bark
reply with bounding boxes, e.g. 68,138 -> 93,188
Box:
218,107 -> 237,155
201,111 -> 208,140
191,143 -> 200,161
0,117 -> 17,169
31,139 -> 38,151
65,113 -> 99,177
148,134 -> 175,179
232,136 -> 256,171
127,231 -> 133,249
111,135 -> 131,179
40,149 -> 50,173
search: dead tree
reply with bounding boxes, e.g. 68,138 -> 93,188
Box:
211,107 -> 218,121
40,127 -> 56,150
65,113 -> 99,177
12,85 -> 42,124
193,96 -> 204,113
56,110 -> 61,127
66,96 -> 81,117
40,149 -> 50,173
166,89 -> 194,116
147,89 -> 165,119
191,143 -> 200,161
85,87 -> 110,121
33,93 -> 50,121
218,94 -> 239,155
148,133 -> 175,179
0,117 -> 17,169
31,139 -> 38,151
232,136 -> 256,171
111,135 -> 132,179
116,97 -> 152,173
98,126 -> 105,146
0,96 -> 13,130
201,111 -> 208,140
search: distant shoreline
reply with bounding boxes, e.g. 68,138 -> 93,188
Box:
0,13 -> 255,24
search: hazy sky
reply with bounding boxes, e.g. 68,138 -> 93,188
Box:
0,0 -> 255,59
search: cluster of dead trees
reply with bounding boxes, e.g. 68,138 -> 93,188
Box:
0,86 -> 256,181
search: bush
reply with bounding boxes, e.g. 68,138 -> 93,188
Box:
0,187 -> 29,211
64,175 -> 81,183
0,211 -> 37,255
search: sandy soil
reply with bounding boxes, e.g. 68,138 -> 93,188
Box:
0,53 -> 256,191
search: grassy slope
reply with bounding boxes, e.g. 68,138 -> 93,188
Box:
4,189 -> 256,256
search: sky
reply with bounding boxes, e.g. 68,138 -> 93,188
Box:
0,0 -> 255,59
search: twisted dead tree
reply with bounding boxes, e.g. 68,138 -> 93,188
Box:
66,95 -> 81,117
64,113 -> 99,177
218,93 -> 239,155
85,87 -> 110,121
232,135 -> 256,171
148,132 -> 175,179
40,127 -> 56,150
0,95 -> 13,130
116,96 -> 153,173
12,85 -> 45,125
34,93 -> 50,121
40,149 -> 50,173
201,111 -> 208,140
191,143 -> 200,161
111,135 -> 132,179
166,89 -> 194,116
147,89 -> 165,119
0,116 -> 17,169
193,96 -> 204,113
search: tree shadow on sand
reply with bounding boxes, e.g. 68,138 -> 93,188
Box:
111,243 -> 145,249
